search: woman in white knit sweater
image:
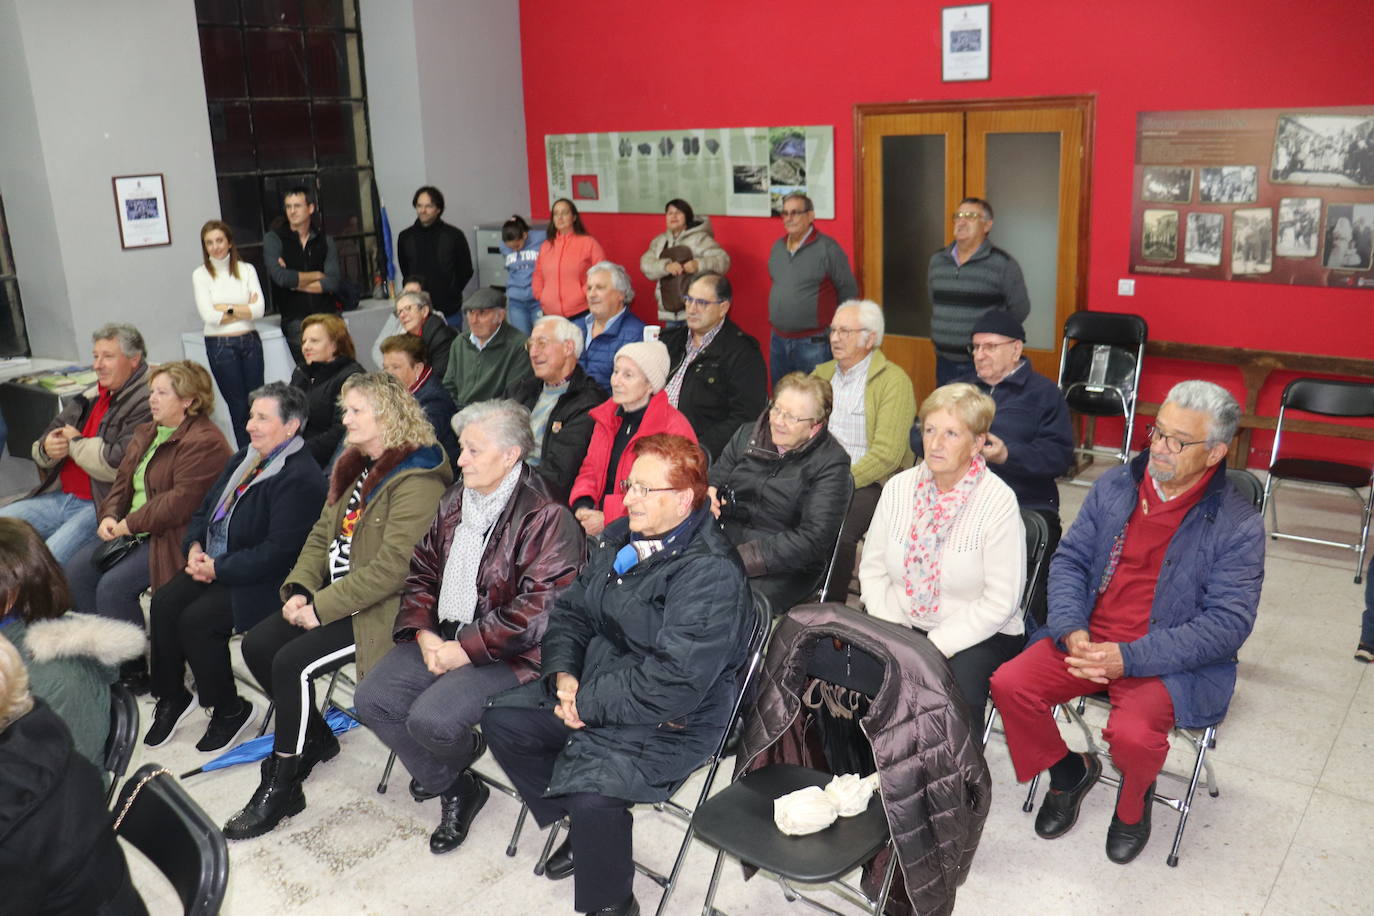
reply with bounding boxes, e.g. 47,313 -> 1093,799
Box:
860,382 -> 1025,726
192,220 -> 264,449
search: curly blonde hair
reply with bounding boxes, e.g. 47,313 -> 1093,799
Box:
340,372 -> 437,451
0,634 -> 34,733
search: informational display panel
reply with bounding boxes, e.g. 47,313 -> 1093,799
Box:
1131,107 -> 1374,290
545,126 -> 835,218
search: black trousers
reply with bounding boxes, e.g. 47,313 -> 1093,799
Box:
241,610 -> 355,755
149,573 -> 239,712
482,705 -> 633,912
945,630 -> 1027,728
824,482 -> 882,603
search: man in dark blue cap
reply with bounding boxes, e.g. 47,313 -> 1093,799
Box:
912,309 -> 1073,621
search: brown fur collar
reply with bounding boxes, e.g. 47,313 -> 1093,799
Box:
327,444 -> 421,505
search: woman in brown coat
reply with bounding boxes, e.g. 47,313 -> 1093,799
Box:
64,360 -> 231,637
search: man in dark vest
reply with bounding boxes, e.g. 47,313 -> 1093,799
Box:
397,185 -> 473,324
263,186 -> 341,366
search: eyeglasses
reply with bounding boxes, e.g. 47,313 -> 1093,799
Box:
683,295 -> 725,308
619,479 -> 678,499
524,336 -> 560,352
828,326 -> 865,338
769,405 -> 817,426
1145,424 -> 1208,454
966,340 -> 1017,355
395,304 -> 420,317
779,208 -> 811,218
952,210 -> 986,222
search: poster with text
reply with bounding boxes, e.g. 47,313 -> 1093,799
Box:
546,125 -> 835,219
1130,106 -> 1374,290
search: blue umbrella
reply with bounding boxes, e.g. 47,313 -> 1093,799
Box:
379,200 -> 396,294
180,705 -> 363,779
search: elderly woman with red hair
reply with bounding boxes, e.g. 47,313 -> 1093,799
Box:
484,433 -> 754,916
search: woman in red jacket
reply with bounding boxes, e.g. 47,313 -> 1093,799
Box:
532,198 -> 606,320
570,341 -> 697,537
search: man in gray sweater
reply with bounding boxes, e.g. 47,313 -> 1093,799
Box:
767,193 -> 859,385
928,197 -> 1030,386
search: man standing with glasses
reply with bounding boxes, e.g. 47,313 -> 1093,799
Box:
767,193 -> 859,384
812,300 -> 916,601
661,272 -> 767,460
991,380 -> 1263,865
928,196 -> 1030,386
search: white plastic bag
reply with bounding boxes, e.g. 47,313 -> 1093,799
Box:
773,786 -> 838,835
824,772 -> 881,817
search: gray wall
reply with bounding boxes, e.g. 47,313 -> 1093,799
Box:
0,0 -> 527,364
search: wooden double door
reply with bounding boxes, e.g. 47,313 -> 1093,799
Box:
854,97 -> 1094,397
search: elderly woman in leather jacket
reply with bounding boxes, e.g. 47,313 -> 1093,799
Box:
484,433 -> 753,916
354,399 -> 584,856
709,372 -> 852,615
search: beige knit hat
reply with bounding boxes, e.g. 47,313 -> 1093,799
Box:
615,340 -> 670,392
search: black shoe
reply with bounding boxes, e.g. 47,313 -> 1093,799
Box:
1355,643 -> 1374,664
544,835 -> 574,881
196,698 -> 257,752
584,894 -> 639,916
430,772 -> 489,855
1106,782 -> 1154,864
223,755 -> 306,840
144,689 -> 199,747
413,729 -> 486,802
297,724 -> 340,780
1034,752 -> 1102,839
118,658 -> 151,696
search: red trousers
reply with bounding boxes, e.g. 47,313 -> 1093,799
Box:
990,637 -> 1175,822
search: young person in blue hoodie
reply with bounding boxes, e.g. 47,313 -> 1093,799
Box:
500,215 -> 546,334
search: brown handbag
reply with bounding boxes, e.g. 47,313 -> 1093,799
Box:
657,243 -> 696,315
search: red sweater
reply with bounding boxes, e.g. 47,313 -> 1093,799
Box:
532,232 -> 607,318
569,391 -> 697,524
1090,465 -> 1216,644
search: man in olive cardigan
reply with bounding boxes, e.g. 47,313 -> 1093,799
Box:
812,300 -> 916,601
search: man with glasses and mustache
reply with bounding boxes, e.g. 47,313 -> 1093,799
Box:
928,196 -> 1030,386
990,380 -> 1263,865
660,272 -> 767,460
767,192 -> 859,384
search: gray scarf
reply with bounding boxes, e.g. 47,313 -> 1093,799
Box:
436,464 -> 524,625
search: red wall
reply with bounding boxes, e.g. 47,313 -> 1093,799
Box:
518,0 -> 1374,464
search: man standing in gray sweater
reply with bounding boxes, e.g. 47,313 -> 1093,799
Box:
767,193 -> 859,385
928,197 -> 1030,386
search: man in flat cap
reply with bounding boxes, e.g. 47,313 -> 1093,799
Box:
442,287 -> 533,411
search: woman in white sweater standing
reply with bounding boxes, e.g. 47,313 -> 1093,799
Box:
860,382 -> 1025,726
193,220 -> 264,448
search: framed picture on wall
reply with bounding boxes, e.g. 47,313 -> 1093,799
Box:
111,174 -> 171,249
942,4 -> 990,81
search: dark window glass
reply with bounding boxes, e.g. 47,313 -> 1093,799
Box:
0,197 -> 29,357
244,29 -> 306,97
252,101 -> 314,169
217,175 -> 265,245
208,102 -> 256,172
195,0 -> 241,25
318,169 -> 368,236
199,28 -> 247,98
305,31 -> 358,98
303,0 -> 345,28
313,102 -> 366,166
243,0 -> 302,27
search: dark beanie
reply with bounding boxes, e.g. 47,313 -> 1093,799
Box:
971,310 -> 1025,341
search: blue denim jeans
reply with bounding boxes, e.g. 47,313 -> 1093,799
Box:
0,491 -> 99,564
770,332 -> 833,385
505,297 -> 542,335
64,537 -> 151,628
206,332 -> 264,448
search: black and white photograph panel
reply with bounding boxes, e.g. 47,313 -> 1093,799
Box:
1141,209 -> 1179,261
1232,208 -> 1273,275
1200,165 -> 1259,204
1184,212 -> 1224,265
1271,114 -> 1374,188
1276,197 -> 1322,258
1141,166 -> 1193,203
1322,203 -> 1374,271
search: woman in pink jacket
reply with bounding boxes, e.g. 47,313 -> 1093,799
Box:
532,198 -> 606,319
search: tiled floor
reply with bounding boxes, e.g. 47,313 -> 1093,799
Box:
72,464 -> 1374,914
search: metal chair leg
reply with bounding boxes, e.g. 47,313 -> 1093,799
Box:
534,819 -> 564,877
701,848 -> 727,916
257,701 -> 274,737
377,750 -> 397,794
506,804 -> 528,857
1167,725 -> 1214,867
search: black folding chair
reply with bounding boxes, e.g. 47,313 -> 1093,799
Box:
1057,311 -> 1148,473
814,478 -> 855,605
112,764 -> 230,915
531,589 -> 774,916
982,508 -> 1052,746
1261,377 -> 1374,583
1226,468 -> 1265,512
104,682 -> 140,806
690,635 -> 898,915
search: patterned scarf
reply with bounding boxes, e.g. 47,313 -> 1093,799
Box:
901,454 -> 988,620
436,464 -> 524,624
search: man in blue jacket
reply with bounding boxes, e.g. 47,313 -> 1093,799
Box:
990,380 -> 1264,865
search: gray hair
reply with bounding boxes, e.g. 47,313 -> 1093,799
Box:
533,314 -> 584,359
92,323 -> 145,360
837,299 -> 884,348
451,399 -> 535,459
783,192 -> 815,212
586,260 -> 635,305
397,290 -> 432,313
1164,380 -> 1240,447
249,380 -> 309,429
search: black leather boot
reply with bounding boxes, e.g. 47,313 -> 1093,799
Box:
223,754 -> 306,840
297,715 -> 340,780
430,771 -> 489,854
